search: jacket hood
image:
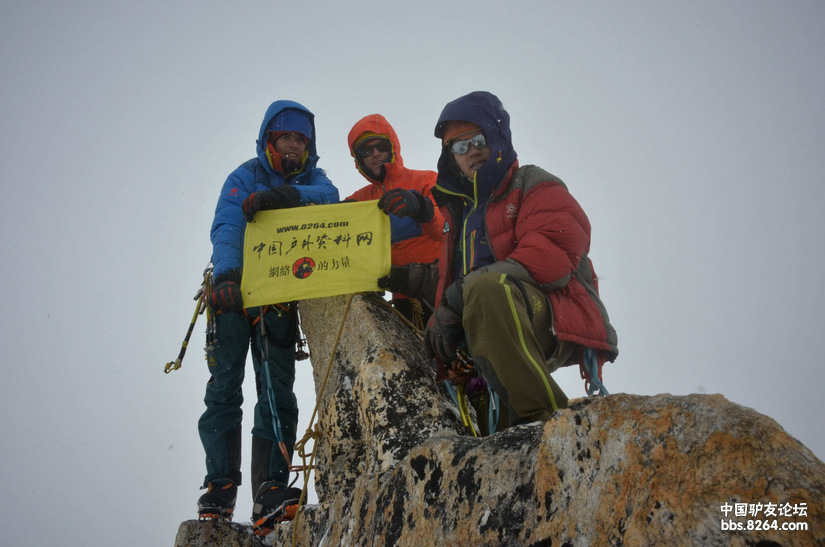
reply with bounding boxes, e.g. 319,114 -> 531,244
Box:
348,114 -> 405,184
256,100 -> 320,176
433,91 -> 517,200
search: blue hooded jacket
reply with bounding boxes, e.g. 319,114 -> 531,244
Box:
432,91 -> 518,279
210,100 -> 339,280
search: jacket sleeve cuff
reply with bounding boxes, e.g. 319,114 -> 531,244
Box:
213,269 -> 241,286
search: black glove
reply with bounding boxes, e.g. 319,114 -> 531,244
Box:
242,186 -> 302,221
378,263 -> 439,307
424,301 -> 464,363
211,278 -> 244,312
378,265 -> 411,294
377,188 -> 434,223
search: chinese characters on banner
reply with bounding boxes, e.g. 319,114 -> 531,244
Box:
241,200 -> 391,307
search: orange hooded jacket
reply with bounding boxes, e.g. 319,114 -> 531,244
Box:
346,114 -> 443,267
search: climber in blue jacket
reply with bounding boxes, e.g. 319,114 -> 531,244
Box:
197,100 -> 338,527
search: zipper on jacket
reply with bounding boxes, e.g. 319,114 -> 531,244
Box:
460,176 -> 479,275
480,196 -> 496,264
436,173 -> 497,276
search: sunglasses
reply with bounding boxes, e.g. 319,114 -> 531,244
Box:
356,138 -> 392,158
450,133 -> 487,155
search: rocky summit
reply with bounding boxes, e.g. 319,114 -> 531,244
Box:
175,294 -> 824,546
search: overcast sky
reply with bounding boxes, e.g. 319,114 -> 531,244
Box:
2,1 -> 824,545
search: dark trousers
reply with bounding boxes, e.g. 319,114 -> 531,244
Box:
198,307 -> 298,488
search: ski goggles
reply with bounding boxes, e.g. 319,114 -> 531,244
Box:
355,138 -> 392,158
449,133 -> 487,155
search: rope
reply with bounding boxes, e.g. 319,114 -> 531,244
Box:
487,384 -> 500,434
409,297 -> 425,331
364,293 -> 425,339
289,293 -> 427,545
581,347 -> 609,397
259,307 -> 292,472
290,293 -> 356,547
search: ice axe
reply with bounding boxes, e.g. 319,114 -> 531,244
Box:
164,264 -> 213,374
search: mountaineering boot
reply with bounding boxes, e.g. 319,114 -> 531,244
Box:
252,481 -> 303,534
197,478 -> 238,520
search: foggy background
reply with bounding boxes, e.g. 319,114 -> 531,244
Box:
2,1 -> 823,545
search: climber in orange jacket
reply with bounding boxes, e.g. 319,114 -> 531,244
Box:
346,114 -> 443,325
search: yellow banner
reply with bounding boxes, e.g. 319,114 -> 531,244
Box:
241,200 -> 391,307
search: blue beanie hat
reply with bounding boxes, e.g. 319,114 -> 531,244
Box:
267,108 -> 313,140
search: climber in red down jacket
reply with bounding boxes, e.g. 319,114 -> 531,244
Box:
424,91 -> 619,432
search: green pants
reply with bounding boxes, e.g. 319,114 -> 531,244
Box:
463,272 -> 571,427
198,307 -> 298,488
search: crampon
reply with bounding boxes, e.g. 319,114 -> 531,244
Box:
252,500 -> 300,535
197,507 -> 234,522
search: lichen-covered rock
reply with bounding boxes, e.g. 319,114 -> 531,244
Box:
350,393 -> 825,546
297,294 -> 466,501
176,294 -> 825,547
174,519 -> 262,547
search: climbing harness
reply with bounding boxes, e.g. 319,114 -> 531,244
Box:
164,264 -> 213,373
